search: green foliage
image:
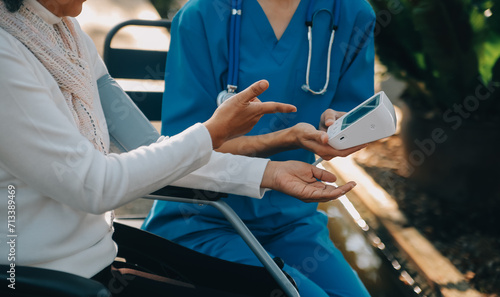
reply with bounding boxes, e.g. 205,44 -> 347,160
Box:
369,0 -> 500,121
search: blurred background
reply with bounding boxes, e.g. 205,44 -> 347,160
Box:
77,0 -> 500,296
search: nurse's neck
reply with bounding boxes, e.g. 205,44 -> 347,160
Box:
257,0 -> 300,40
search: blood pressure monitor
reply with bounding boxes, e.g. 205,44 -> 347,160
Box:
327,91 -> 397,150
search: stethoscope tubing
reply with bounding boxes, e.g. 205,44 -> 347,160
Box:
228,0 -> 242,92
234,1 -> 241,89
302,28 -> 335,95
306,0 -> 340,29
301,0 -> 340,95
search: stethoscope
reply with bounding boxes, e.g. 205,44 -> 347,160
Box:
217,0 -> 340,106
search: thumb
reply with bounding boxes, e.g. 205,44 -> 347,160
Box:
236,80 -> 269,104
319,131 -> 329,144
306,129 -> 329,144
311,166 -> 337,183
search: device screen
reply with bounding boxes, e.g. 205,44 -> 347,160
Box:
341,94 -> 380,130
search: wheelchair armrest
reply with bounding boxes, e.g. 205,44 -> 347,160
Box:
150,185 -> 227,201
0,264 -> 110,297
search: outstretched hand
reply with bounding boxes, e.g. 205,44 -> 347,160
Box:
311,108 -> 368,159
292,123 -> 367,160
204,80 -> 297,149
260,161 -> 356,203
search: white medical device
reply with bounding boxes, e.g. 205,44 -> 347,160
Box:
327,91 -> 397,150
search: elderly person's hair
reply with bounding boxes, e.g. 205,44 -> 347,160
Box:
2,0 -> 23,12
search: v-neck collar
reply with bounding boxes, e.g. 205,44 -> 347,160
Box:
248,0 -> 308,65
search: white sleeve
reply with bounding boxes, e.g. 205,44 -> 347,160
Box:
96,75 -> 270,199
79,20 -> 270,200
0,31 -> 212,214
171,151 -> 269,199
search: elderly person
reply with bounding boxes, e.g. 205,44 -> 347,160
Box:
0,0 -> 356,296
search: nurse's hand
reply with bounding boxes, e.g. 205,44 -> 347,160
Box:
261,161 -> 356,203
291,123 -> 367,160
203,80 -> 296,149
319,108 -> 345,132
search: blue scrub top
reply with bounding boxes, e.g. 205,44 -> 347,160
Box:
143,0 -> 376,238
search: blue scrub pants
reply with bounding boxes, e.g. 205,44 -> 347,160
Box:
174,213 -> 371,297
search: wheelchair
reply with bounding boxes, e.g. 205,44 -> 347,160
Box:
0,19 -> 299,297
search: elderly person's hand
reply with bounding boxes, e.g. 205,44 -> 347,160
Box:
261,161 -> 356,203
203,80 -> 296,149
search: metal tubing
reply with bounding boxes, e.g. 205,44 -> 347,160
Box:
144,195 -> 300,297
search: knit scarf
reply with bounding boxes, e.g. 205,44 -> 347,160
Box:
0,1 -> 107,154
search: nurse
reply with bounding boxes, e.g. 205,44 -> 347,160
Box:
143,0 -> 376,296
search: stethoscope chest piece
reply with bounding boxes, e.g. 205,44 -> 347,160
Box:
216,89 -> 237,106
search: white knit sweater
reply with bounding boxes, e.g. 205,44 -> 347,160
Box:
0,1 -> 268,278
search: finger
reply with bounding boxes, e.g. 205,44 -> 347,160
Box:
301,129 -> 329,147
302,135 -> 334,158
321,109 -> 339,127
320,131 -> 329,144
335,182 -> 356,198
316,181 -> 357,201
324,118 -> 335,127
256,101 -> 297,114
336,181 -> 357,195
311,166 -> 337,183
307,129 -> 328,144
236,80 -> 269,104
